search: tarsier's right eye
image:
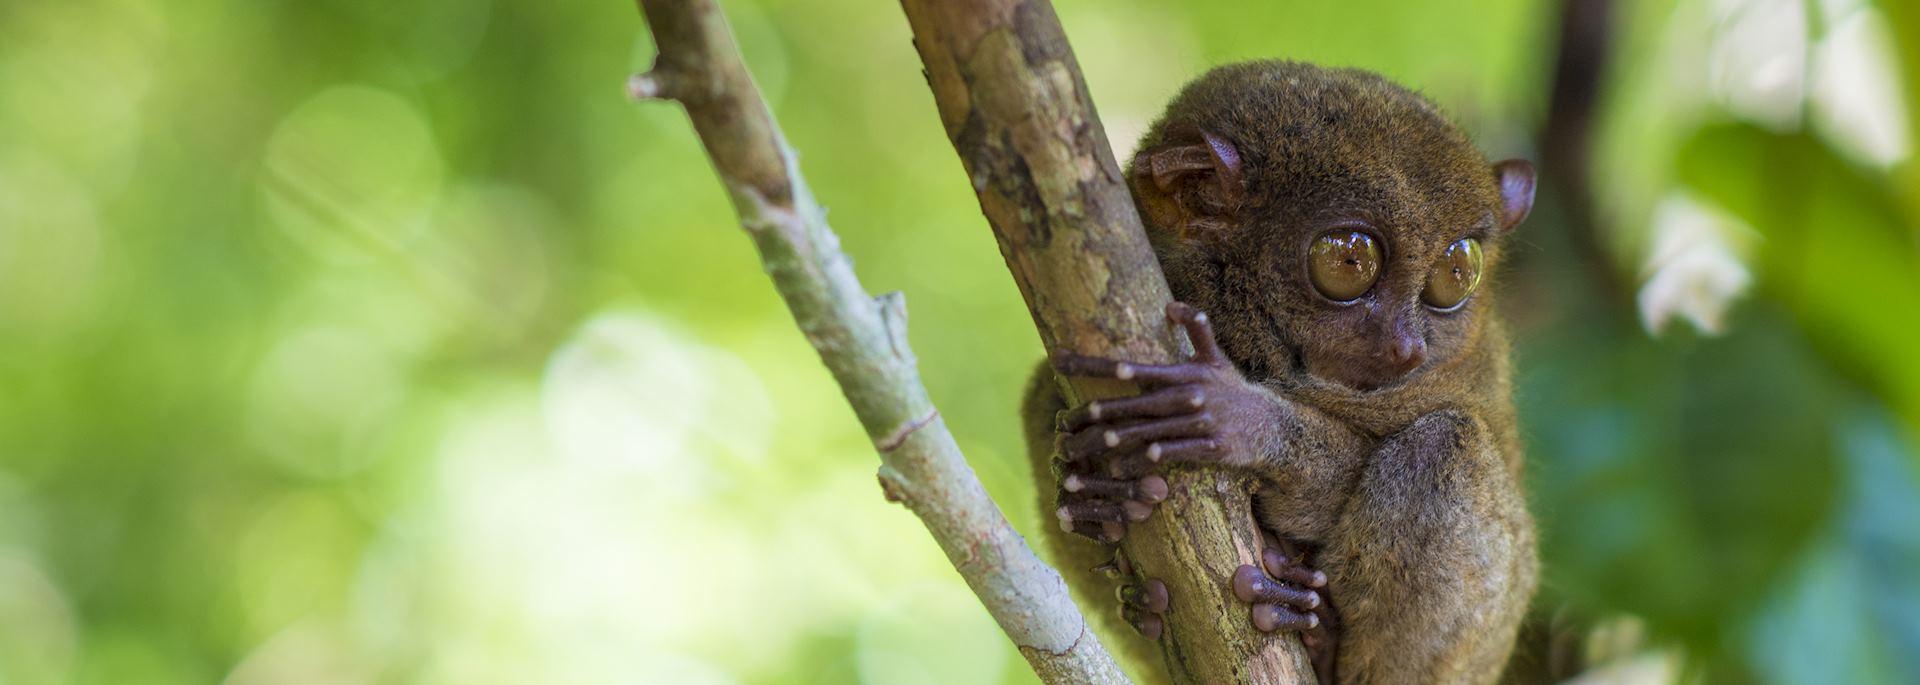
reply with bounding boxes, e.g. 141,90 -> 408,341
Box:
1308,230 -> 1382,302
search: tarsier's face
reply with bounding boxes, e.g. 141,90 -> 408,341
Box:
1131,62 -> 1534,393
1270,168 -> 1526,392
1288,220 -> 1490,391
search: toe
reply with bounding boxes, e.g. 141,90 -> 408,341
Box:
1232,564 -> 1320,611
1261,548 -> 1328,588
1251,604 -> 1318,633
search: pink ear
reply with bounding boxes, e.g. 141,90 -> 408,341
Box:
1494,159 -> 1536,231
1198,129 -> 1244,197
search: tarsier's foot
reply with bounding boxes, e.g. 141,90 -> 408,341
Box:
1050,301 -> 1250,542
1120,577 -> 1171,641
1096,554 -> 1171,640
1235,543 -> 1339,685
1233,547 -> 1326,631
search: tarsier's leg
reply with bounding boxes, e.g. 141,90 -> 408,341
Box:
1020,368 -> 1173,685
1319,413 -> 1537,685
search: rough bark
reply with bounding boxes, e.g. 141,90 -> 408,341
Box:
629,1 -> 1128,682
893,0 -> 1316,682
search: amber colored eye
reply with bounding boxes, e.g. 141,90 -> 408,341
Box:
1422,238 -> 1484,309
1308,231 -> 1382,302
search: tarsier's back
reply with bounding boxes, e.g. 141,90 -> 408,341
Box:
1024,60 -> 1538,684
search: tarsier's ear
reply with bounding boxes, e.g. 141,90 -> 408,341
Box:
1493,159 -> 1536,232
1131,127 -> 1245,242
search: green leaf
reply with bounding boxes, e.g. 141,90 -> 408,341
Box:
1677,122 -> 1920,438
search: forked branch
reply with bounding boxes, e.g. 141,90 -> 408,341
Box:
629,0 -> 1127,682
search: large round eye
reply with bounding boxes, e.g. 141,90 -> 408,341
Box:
1308,231 -> 1382,302
1422,238 -> 1484,309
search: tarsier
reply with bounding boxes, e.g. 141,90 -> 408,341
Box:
1022,61 -> 1539,684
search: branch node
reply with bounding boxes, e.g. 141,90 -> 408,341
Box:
628,71 -> 673,101
877,468 -> 909,503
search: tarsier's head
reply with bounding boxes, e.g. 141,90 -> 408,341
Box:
1129,61 -> 1535,393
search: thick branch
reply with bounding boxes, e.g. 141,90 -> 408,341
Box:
894,0 -> 1314,682
630,1 -> 1126,682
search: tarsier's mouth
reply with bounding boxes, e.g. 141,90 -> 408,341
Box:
1304,351 -> 1423,394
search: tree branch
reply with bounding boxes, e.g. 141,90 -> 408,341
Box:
1538,0 -> 1629,309
893,0 -> 1315,682
629,1 -> 1128,682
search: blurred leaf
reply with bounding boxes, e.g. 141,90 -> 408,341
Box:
1523,306 -> 1843,669
1745,409 -> 1920,684
1677,122 -> 1920,436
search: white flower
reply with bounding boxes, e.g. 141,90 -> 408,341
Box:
1637,194 -> 1755,336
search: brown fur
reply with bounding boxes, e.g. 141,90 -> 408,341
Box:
1024,61 -> 1538,684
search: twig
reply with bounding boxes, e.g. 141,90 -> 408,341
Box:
629,0 -> 1128,682
893,0 -> 1315,682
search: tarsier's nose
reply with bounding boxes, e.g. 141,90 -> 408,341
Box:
1377,320 -> 1427,373
1390,335 -> 1427,367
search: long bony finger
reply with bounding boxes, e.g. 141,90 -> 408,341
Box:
1166,301 -> 1225,365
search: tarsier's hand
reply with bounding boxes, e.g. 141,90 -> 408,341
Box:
1049,301 -> 1282,542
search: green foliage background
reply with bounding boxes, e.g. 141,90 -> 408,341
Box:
1,0 -> 1916,683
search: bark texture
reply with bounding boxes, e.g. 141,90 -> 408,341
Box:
893,0 -> 1316,682
630,1 -> 1128,682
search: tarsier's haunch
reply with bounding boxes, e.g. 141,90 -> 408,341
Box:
1022,61 -> 1539,684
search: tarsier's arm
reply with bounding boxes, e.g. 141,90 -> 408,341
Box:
1040,304 -> 1357,682
1048,304 -> 1368,544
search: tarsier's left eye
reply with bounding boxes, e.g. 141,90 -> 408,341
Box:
1422,238 -> 1483,310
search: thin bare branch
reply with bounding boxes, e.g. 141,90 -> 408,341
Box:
630,0 -> 1129,682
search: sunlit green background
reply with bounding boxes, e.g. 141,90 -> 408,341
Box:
3,0 -> 1918,683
